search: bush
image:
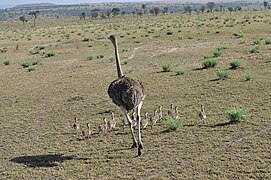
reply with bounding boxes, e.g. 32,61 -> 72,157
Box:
204,53 -> 213,59
226,107 -> 246,123
21,61 -> 33,68
265,38 -> 271,45
203,58 -> 218,68
232,31 -> 243,38
27,66 -> 36,72
216,69 -> 229,80
249,45 -> 260,53
124,59 -> 128,65
229,60 -> 241,69
213,49 -> 222,57
162,63 -> 172,72
3,58 -> 10,65
245,71 -> 252,81
162,116 -> 182,131
175,68 -> 184,76
86,55 -> 93,61
46,51 -> 56,57
216,43 -> 227,51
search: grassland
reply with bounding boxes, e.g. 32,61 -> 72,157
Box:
0,10 -> 271,179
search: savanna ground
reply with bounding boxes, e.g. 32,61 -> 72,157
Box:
0,10 -> 271,179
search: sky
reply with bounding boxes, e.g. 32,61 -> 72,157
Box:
0,0 -> 257,9
0,0 -> 159,9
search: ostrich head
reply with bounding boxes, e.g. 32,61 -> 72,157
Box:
108,35 -> 117,45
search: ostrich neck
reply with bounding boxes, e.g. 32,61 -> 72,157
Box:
114,41 -> 123,78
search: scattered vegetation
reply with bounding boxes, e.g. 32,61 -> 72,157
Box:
226,107 -> 247,123
162,63 -> 172,72
232,31 -> 244,38
162,116 -> 182,131
203,58 -> 218,68
229,60 -> 241,69
216,69 -> 229,80
245,71 -> 253,81
249,45 -> 260,53
3,57 -> 10,65
175,68 -> 184,76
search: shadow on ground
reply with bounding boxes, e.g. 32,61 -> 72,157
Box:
10,154 -> 84,168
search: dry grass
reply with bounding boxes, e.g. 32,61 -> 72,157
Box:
1,11 -> 271,179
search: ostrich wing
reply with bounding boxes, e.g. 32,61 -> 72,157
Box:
108,76 -> 146,111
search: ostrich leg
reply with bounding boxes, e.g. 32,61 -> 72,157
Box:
136,102 -> 143,156
122,109 -> 137,148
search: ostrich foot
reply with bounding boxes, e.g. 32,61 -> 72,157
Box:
138,143 -> 143,156
131,141 -> 138,149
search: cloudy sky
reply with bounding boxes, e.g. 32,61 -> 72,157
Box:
0,0 -> 256,9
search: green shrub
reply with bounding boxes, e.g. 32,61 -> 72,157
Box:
232,31 -> 243,38
46,51 -> 56,57
203,58 -> 218,68
216,43 -> 227,51
3,57 -> 10,65
21,61 -> 33,68
27,66 -> 36,72
162,116 -> 182,131
226,107 -> 246,123
162,63 -> 172,72
249,45 -> 260,53
216,69 -> 229,80
204,53 -> 213,59
229,60 -> 241,69
124,59 -> 128,65
175,68 -> 184,76
213,49 -> 222,57
265,38 -> 271,45
245,71 -> 252,81
86,55 -> 93,61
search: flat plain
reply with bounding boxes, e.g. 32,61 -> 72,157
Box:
0,10 -> 271,179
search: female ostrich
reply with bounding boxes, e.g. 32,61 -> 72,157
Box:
108,35 -> 146,156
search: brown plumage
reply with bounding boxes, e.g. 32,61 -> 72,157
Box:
150,109 -> 158,129
107,35 -> 146,156
141,112 -> 148,129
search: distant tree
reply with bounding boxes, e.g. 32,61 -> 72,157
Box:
153,7 -> 160,16
206,2 -> 215,12
91,9 -> 99,19
219,5 -> 223,12
142,4 -> 147,14
81,12 -> 86,20
132,11 -> 136,16
112,8 -> 120,16
263,1 -> 268,9
28,10 -> 40,27
163,7 -> 169,14
228,7 -> 234,15
101,13 -> 107,19
236,6 -> 242,11
184,6 -> 193,15
121,11 -> 126,17
136,9 -> 143,16
200,5 -> 206,13
19,16 -> 27,25
106,10 -> 111,18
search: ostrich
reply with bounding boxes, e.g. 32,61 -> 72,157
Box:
157,105 -> 163,121
141,112 -> 148,130
108,35 -> 146,156
72,117 -> 80,131
150,109 -> 158,129
99,118 -> 108,134
172,106 -> 179,119
199,105 -> 207,123
108,112 -> 116,132
82,123 -> 91,139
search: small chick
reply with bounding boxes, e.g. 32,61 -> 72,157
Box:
199,105 -> 207,123
82,123 -> 91,139
141,112 -> 148,129
72,117 -> 80,131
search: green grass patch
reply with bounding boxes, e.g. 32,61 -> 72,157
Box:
203,58 -> 218,69
216,69 -> 229,80
226,107 -> 247,123
162,63 -> 172,72
162,116 -> 182,131
229,60 -> 241,69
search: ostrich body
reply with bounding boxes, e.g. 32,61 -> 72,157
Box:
108,35 -> 146,156
199,105 -> 207,122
